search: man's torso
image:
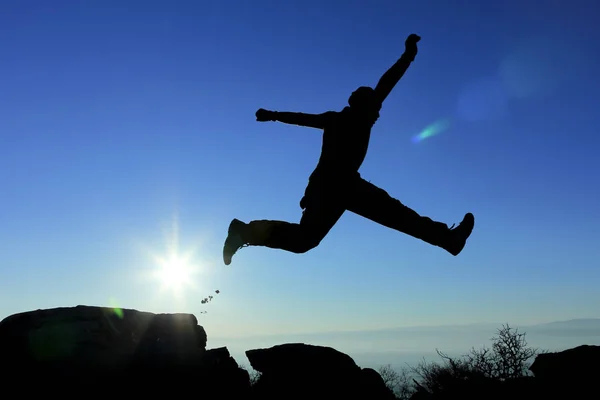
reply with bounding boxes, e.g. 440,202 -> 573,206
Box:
310,107 -> 374,182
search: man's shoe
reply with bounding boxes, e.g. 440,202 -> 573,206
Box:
223,219 -> 248,265
442,213 -> 475,256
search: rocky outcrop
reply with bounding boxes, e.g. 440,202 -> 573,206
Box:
0,305 -> 248,396
528,345 -> 600,398
0,306 -> 395,398
2,306 -> 598,399
529,344 -> 600,380
246,343 -> 396,400
0,305 -> 207,367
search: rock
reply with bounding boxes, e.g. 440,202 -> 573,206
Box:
246,343 -> 396,400
0,305 -> 206,368
0,305 -> 248,396
530,345 -> 600,380
246,342 -> 358,373
529,345 -> 600,397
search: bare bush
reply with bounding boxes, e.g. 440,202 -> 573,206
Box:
378,364 -> 414,399
464,323 -> 538,380
410,351 -> 479,395
408,324 -> 540,395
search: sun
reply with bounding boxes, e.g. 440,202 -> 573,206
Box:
129,213 -> 222,311
154,254 -> 195,292
139,213 -> 206,298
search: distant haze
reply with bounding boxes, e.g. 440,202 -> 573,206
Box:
210,319 -> 600,370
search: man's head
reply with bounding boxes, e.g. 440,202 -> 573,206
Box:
348,86 -> 381,122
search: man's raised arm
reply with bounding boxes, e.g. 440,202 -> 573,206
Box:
255,108 -> 331,130
373,34 -> 421,105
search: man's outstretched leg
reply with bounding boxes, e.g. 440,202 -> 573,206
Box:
346,178 -> 474,255
223,196 -> 345,265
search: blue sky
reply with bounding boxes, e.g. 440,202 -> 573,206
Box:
1,0 -> 600,344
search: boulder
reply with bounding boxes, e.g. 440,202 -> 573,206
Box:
0,305 -> 248,396
246,343 -> 396,400
529,345 -> 600,397
529,345 -> 600,380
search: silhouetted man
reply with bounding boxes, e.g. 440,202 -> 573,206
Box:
223,34 -> 475,265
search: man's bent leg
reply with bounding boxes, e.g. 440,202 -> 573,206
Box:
223,198 -> 345,264
346,178 -> 474,255
242,220 -> 317,254
242,214 -> 336,253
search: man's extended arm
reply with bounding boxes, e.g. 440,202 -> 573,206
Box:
373,34 -> 421,105
256,108 -> 330,130
373,53 -> 415,105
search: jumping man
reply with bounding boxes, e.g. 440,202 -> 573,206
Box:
223,34 -> 475,265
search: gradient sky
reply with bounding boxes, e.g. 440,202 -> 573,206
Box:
1,0 -> 600,341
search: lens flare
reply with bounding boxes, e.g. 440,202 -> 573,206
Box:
108,297 -> 124,319
412,119 -> 451,143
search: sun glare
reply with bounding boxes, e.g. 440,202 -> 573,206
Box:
139,213 -> 207,299
154,254 -> 194,292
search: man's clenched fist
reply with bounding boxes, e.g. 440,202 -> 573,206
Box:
256,108 -> 275,122
405,34 -> 421,58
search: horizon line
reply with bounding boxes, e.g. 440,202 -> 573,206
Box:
212,317 -> 600,340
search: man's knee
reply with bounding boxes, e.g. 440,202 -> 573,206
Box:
288,232 -> 323,254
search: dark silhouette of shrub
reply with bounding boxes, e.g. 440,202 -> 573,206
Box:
378,364 -> 414,400
379,324 -> 541,399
